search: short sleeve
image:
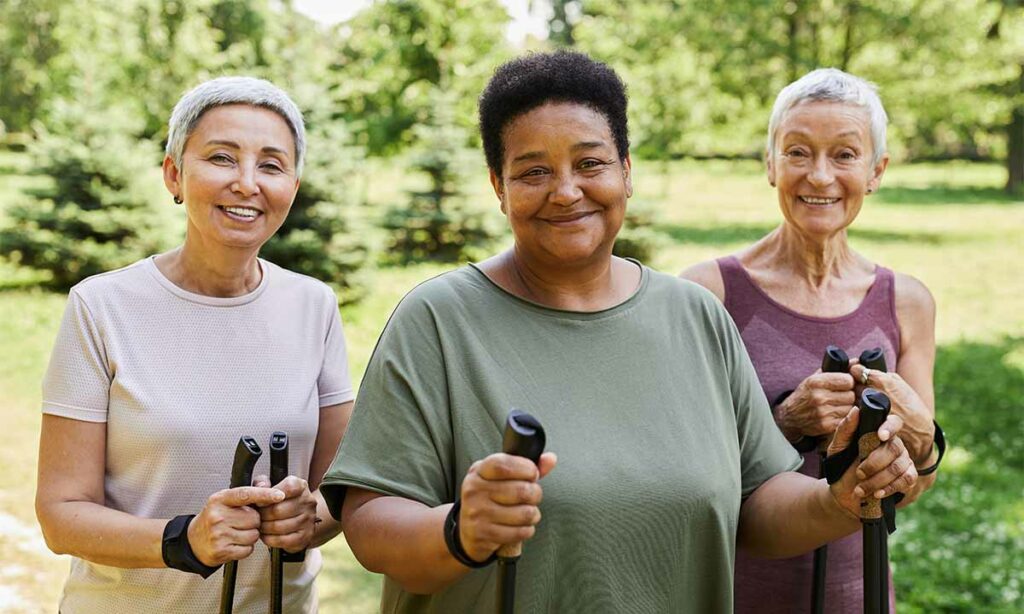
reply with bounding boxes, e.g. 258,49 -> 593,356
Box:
41,290 -> 111,422
713,299 -> 802,497
319,290 -> 455,520
316,288 -> 354,407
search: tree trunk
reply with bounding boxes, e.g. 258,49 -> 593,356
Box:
840,1 -> 858,71
1008,62 -> 1024,195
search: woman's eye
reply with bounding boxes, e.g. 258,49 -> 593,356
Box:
785,149 -> 807,158
522,168 -> 547,177
579,159 -> 605,169
261,162 -> 284,173
210,153 -> 233,164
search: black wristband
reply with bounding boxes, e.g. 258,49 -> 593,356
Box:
443,500 -> 496,569
916,420 -> 946,476
161,514 -> 221,578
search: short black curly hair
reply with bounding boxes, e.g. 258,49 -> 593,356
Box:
479,50 -> 629,178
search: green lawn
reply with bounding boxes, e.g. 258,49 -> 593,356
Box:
1,154 -> 1021,612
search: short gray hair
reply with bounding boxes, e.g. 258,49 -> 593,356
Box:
767,68 -> 888,167
166,76 -> 306,177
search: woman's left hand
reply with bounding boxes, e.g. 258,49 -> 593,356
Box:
252,475 -> 319,553
849,362 -> 936,466
826,406 -> 918,518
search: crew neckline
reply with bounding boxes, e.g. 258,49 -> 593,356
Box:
467,259 -> 649,321
144,256 -> 270,307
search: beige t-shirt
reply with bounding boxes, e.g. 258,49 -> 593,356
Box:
42,256 -> 354,614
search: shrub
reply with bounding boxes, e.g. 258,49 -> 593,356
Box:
0,128 -> 166,289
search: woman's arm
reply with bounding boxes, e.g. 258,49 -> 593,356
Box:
36,414 -> 285,568
342,452 -> 557,595
739,407 -> 917,557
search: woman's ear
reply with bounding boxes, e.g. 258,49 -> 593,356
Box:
162,155 -> 182,201
867,153 -> 890,194
623,155 -> 633,198
766,152 -> 776,187
489,168 -> 507,215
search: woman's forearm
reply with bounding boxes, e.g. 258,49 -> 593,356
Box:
309,491 -> 342,548
738,472 -> 860,558
37,500 -> 166,568
343,493 -> 470,594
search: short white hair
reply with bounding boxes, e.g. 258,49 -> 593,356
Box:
166,76 -> 306,177
767,68 -> 888,167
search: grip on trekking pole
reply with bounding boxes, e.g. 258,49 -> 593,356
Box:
269,432 -> 288,614
497,410 -> 545,560
220,436 -> 262,614
856,389 -> 891,520
859,348 -> 887,373
822,345 -> 850,373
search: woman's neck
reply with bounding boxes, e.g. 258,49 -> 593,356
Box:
752,224 -> 860,289
484,248 -> 638,312
155,237 -> 262,298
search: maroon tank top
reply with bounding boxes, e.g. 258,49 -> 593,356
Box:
718,255 -> 900,614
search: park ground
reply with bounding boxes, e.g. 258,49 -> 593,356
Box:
0,153 -> 1021,612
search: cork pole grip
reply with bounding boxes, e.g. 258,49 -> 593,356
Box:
857,432 -> 884,519
498,542 -> 523,558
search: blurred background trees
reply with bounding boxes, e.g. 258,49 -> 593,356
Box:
0,0 -> 1020,292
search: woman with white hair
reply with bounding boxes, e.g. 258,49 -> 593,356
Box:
683,68 -> 942,612
35,77 -> 353,612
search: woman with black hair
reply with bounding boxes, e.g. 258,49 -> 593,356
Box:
320,52 -> 917,613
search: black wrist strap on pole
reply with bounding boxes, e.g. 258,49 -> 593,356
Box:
916,420 -> 946,476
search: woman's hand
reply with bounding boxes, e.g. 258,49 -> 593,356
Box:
849,362 -> 936,466
457,451 -> 557,563
188,486 -> 286,566
775,370 -> 857,441
253,475 -> 320,553
826,406 -> 918,518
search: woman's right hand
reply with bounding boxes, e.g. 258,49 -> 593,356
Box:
775,370 -> 857,441
457,451 -> 557,563
187,486 -> 285,566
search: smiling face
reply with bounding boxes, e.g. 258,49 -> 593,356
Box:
491,102 -> 632,270
162,104 -> 300,252
767,101 -> 888,238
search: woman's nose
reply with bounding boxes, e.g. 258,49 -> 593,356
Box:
549,172 -> 583,206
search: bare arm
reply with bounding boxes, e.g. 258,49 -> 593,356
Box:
341,452 -> 557,595
308,401 -> 352,546
739,406 -> 917,557
36,414 -> 285,568
35,415 -> 165,567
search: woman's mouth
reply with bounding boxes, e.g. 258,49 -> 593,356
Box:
545,211 -> 597,227
799,196 -> 841,206
218,205 -> 261,222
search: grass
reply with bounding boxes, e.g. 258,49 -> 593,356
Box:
0,153 -> 1021,612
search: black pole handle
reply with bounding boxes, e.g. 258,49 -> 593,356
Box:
822,345 -> 850,373
220,436 -> 261,614
859,348 -> 887,373
269,432 -> 288,614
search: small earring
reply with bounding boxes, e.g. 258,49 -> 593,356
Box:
866,188 -> 873,194
173,195 -> 183,204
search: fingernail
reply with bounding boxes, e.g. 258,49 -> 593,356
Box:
875,490 -> 885,499
879,429 -> 890,440
853,486 -> 865,497
274,490 -> 285,500
855,469 -> 866,480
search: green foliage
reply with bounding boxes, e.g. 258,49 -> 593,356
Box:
613,201 -> 663,263
382,91 -> 498,263
328,0 -> 511,155
0,125 -> 166,289
261,122 -> 371,304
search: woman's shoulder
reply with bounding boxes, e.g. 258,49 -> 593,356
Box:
68,257 -> 153,302
646,265 -> 729,316
677,258 -> 726,302
891,270 -> 936,330
261,259 -> 338,304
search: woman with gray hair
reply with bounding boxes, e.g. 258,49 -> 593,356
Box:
35,76 -> 353,612
683,68 -> 941,612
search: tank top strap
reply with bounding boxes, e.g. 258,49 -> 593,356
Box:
716,255 -> 761,330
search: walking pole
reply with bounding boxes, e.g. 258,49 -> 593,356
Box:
496,409 -> 546,614
812,345 -> 850,614
220,436 -> 262,614
857,348 -> 888,611
268,432 -> 288,614
855,389 -> 891,614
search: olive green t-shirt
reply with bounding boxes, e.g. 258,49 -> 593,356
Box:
321,264 -> 801,613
